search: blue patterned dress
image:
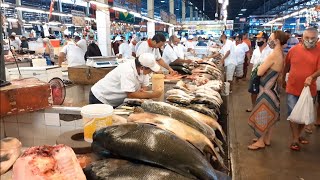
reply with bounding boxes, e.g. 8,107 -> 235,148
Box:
248,69 -> 280,137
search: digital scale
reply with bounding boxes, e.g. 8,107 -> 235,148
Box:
86,56 -> 119,68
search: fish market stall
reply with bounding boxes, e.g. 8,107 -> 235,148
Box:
1,52 -> 232,179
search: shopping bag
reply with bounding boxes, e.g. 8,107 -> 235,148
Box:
288,86 -> 315,125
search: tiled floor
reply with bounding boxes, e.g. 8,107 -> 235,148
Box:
229,80 -> 320,180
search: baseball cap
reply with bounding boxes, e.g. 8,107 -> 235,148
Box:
139,53 -> 160,72
256,32 -> 268,39
115,36 -> 122,41
188,35 -> 194,39
11,32 -> 16,36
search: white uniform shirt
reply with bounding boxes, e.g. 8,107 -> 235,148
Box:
91,60 -> 149,107
173,44 -> 185,59
219,39 -> 236,66
136,41 -> 161,60
61,42 -> 85,67
129,43 -> 136,54
235,42 -> 249,65
185,41 -> 194,50
10,37 -> 21,50
250,45 -> 272,71
163,45 -> 178,65
118,42 -> 132,58
77,39 -> 87,53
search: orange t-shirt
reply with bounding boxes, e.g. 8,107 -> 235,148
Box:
243,39 -> 251,49
286,43 -> 320,96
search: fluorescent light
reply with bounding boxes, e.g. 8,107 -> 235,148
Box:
235,17 -> 239,19
1,3 -> 10,7
241,9 -> 247,11
161,0 -> 165,2
29,20 -> 41,24
48,21 -> 61,25
6,18 -> 18,22
195,7 -> 198,10
51,12 -> 73,17
176,9 -> 179,11
89,1 -> 109,8
112,7 -> 127,12
238,13 -> 243,15
16,7 -> 45,13
129,11 -> 141,18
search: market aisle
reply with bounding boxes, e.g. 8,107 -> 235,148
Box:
229,80 -> 320,180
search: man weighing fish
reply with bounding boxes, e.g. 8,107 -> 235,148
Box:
89,53 -> 162,107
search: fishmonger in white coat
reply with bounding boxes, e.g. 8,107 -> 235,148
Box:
89,53 -> 162,107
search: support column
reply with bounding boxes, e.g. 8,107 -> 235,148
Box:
168,26 -> 174,37
182,0 -> 186,22
190,6 -> 193,21
86,2 -> 90,17
147,0 -> 155,38
169,0 -> 174,24
16,0 -> 23,33
195,11 -> 198,21
96,1 -> 111,56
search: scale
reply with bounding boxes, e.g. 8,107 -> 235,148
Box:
86,56 -> 119,68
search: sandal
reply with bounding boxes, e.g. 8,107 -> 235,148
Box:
248,143 -> 265,150
252,138 -> 271,146
305,127 -> 313,134
290,143 -> 300,151
299,137 -> 309,144
246,109 -> 252,112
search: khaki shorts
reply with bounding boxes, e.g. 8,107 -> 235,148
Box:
235,64 -> 244,78
225,64 -> 236,82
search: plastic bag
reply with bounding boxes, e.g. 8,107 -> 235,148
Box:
288,86 -> 315,125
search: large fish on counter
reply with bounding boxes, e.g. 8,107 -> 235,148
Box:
180,108 -> 226,141
127,113 -> 226,169
84,158 -> 192,180
141,100 -> 216,141
0,137 -> 21,175
92,123 -> 228,180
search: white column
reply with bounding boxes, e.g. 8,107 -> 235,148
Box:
182,1 -> 186,22
16,0 -> 23,33
195,11 -> 198,21
148,0 -> 154,19
86,2 -> 90,17
147,0 -> 155,38
168,26 -> 174,37
96,7 -> 111,56
190,6 -> 193,21
147,21 -> 155,39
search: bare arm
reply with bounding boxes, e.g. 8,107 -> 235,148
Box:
58,52 -> 66,67
257,54 -> 274,76
127,90 -> 161,99
157,58 -> 175,74
220,50 -> 230,65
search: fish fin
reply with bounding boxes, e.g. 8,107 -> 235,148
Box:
92,142 -> 112,158
186,140 -> 206,156
204,145 -> 228,170
213,138 -> 225,155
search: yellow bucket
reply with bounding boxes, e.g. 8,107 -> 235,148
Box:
81,104 -> 113,143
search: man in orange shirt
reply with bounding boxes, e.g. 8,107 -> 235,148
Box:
242,32 -> 252,79
283,27 -> 320,151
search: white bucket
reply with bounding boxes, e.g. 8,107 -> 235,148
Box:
223,82 -> 230,96
81,104 -> 113,143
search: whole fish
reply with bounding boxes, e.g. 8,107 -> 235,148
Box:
141,100 -> 216,141
92,123 -> 224,180
188,104 -> 218,120
166,89 -> 194,98
180,108 -> 226,141
84,158 -> 191,180
166,94 -> 192,105
127,113 -> 226,169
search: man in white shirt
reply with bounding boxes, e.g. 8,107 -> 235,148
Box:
184,35 -> 195,52
129,37 -> 139,57
9,32 -> 21,50
118,36 -> 132,59
247,32 -> 272,112
234,34 -> 249,81
58,40 -> 86,67
213,34 -> 236,92
136,33 -> 176,74
76,35 -> 87,54
173,39 -> 186,60
90,53 -> 162,107
163,35 -> 192,65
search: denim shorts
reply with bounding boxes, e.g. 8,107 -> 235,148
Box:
287,93 -> 316,117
